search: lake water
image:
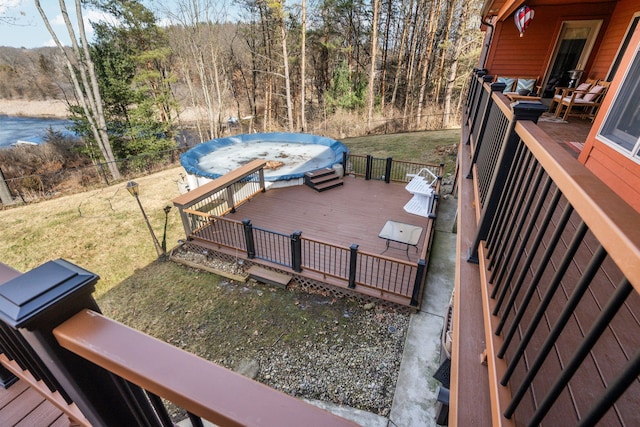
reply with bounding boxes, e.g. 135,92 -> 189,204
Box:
0,115 -> 73,149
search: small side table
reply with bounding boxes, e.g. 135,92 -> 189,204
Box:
378,220 -> 423,259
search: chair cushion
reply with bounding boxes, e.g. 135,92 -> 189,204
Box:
564,97 -> 591,104
496,77 -> 515,92
573,83 -> 592,99
583,85 -> 605,102
516,78 -> 536,93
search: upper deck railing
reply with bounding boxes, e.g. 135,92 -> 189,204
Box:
0,260 -> 359,427
452,69 -> 640,426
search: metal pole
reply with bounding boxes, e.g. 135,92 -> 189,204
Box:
134,194 -> 164,257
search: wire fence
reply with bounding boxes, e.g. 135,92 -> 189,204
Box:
0,147 -> 189,207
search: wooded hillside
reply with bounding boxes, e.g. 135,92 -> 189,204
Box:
0,0 -> 484,139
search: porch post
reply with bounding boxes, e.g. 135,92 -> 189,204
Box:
410,259 -> 427,307
348,244 -> 358,289
290,231 -> 302,273
258,168 -> 266,192
0,259 -> 162,426
467,101 -> 548,263
365,155 -> 373,180
243,219 -> 256,259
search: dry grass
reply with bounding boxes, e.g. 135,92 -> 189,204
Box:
0,167 -> 186,297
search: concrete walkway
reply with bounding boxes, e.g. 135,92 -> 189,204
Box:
388,192 -> 456,427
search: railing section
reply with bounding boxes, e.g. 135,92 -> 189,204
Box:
344,152 -> 441,184
0,260 -> 358,427
460,70 -> 640,426
465,73 -> 547,262
172,159 -> 266,236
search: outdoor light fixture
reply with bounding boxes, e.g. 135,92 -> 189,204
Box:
126,180 -> 164,257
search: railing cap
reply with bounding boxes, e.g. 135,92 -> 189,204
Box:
0,259 -> 98,328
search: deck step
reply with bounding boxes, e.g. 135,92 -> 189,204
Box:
313,179 -> 344,192
304,168 -> 344,192
304,168 -> 335,179
247,266 -> 292,288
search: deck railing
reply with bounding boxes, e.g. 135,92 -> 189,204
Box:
189,216 -> 427,306
454,69 -> 640,426
176,154 -> 442,308
0,260 -> 358,427
344,153 -> 441,184
172,159 -> 267,236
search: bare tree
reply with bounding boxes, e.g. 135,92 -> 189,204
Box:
366,0 -> 380,132
270,0 -> 294,132
35,0 -> 120,180
165,1 -> 230,140
300,0 -> 307,131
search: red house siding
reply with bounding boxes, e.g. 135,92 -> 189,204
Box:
581,22 -> 640,213
484,2 -> 616,80
590,0 -> 640,77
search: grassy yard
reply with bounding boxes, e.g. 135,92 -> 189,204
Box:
0,129 -> 459,413
342,129 -> 459,176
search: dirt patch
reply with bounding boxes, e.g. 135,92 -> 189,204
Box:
98,258 -> 409,419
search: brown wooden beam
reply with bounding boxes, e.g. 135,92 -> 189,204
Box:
54,309 -> 359,427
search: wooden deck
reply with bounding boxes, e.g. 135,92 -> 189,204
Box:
537,115 -> 593,157
224,175 -> 432,264
0,380 -> 70,427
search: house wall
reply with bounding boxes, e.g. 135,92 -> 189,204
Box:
590,0 -> 640,77
484,2 -> 616,81
580,13 -> 640,213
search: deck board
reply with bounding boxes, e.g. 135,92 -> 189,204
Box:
0,379 -> 69,427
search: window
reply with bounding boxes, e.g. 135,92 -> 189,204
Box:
599,46 -> 640,160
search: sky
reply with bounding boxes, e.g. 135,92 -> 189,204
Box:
0,0 -> 111,48
0,0 -> 239,49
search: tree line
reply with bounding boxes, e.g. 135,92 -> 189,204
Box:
3,0 -> 483,181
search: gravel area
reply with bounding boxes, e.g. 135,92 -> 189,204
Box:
170,248 -> 409,416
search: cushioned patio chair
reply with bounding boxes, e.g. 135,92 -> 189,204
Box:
548,78 -> 598,114
553,80 -> 610,121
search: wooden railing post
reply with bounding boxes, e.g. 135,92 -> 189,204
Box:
0,259 -> 163,426
348,244 -> 358,289
243,219 -> 256,259
365,155 -> 373,180
342,152 -> 349,175
258,168 -> 266,192
290,231 -> 302,273
467,101 -> 548,263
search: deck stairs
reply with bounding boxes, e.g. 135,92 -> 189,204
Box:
304,168 -> 344,192
247,265 -> 292,288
